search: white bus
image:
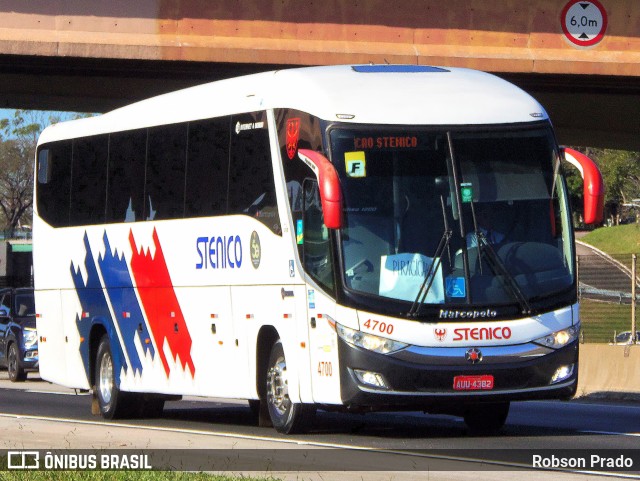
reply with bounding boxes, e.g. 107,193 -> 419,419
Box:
34,64 -> 603,434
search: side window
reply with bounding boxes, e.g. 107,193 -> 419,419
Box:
0,293 -> 11,316
70,135 -> 108,225
106,129 -> 147,223
36,141 -> 72,227
146,124 -> 187,220
275,109 -> 325,258
14,293 -> 34,316
303,180 -> 334,293
185,118 -> 230,217
229,112 -> 281,235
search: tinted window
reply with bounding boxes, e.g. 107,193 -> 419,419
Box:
36,141 -> 72,227
147,124 -> 187,220
303,180 -> 334,292
106,129 -> 147,223
229,113 -> 280,235
185,118 -> 230,217
70,135 -> 108,225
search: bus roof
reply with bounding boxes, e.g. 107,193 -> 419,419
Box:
38,65 -> 548,144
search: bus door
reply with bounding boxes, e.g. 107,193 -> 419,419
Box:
300,179 -> 342,404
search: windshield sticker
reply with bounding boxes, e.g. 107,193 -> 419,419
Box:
460,183 -> 473,203
446,277 -> 466,298
379,253 -> 444,303
296,219 -> 304,244
345,151 -> 366,178
286,118 -> 300,160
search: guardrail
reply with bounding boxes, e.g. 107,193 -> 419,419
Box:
578,252 -> 639,344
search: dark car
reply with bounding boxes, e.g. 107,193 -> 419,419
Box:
615,331 -> 640,345
0,287 -> 38,382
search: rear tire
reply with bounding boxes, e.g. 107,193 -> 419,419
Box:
266,340 -> 315,434
7,342 -> 26,382
463,402 -> 510,433
94,334 -> 130,419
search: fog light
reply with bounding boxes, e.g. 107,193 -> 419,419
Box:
551,364 -> 575,384
354,369 -> 389,389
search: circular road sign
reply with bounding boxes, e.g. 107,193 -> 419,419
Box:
561,0 -> 608,47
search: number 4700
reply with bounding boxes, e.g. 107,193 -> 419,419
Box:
318,361 -> 332,377
363,319 -> 394,335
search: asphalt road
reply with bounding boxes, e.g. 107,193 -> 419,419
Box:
0,373 -> 639,480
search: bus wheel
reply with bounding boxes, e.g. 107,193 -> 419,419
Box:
7,343 -> 26,382
266,340 -> 315,434
463,402 -> 510,433
95,335 -> 129,419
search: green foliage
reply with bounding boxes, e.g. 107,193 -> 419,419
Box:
580,223 -> 640,255
565,147 -> 640,226
596,149 -> 640,206
0,110 -> 62,236
579,225 -> 639,342
579,299 -> 631,343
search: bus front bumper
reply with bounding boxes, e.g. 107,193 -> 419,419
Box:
337,337 -> 578,410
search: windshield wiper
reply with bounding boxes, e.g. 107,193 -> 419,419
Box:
475,232 -> 532,316
408,196 -> 452,317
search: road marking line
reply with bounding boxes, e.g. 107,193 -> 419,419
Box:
579,430 -> 640,438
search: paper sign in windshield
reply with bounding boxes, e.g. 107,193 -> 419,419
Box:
379,253 -> 444,303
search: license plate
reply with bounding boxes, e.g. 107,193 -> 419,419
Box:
453,375 -> 494,391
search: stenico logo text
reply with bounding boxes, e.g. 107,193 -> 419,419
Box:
196,236 -> 243,269
453,327 -> 512,341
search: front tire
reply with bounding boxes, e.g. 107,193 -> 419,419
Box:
7,343 -> 26,382
94,334 -> 129,419
266,340 -> 315,434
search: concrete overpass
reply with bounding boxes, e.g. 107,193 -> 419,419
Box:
0,0 -> 638,149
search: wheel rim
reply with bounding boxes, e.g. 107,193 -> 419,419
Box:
98,351 -> 113,405
7,345 -> 17,377
266,354 -> 290,416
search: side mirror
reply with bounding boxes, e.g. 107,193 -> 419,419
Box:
562,147 -> 605,225
297,149 -> 343,229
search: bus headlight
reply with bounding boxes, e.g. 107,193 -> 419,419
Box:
23,327 -> 38,349
534,325 -> 579,349
335,323 -> 407,354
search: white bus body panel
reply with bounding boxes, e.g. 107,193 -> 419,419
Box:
33,65 -> 564,407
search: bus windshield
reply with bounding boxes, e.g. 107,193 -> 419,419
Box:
330,126 -> 574,314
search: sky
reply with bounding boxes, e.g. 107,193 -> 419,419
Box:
0,108 -> 85,122
0,108 -> 96,138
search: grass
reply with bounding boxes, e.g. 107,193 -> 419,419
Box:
0,473 -> 278,481
577,225 -> 640,342
578,298 -> 634,343
580,223 -> 640,255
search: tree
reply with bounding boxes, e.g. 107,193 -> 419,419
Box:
0,110 -> 60,237
597,150 -> 640,224
565,147 -> 640,226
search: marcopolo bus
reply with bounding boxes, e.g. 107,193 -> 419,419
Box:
33,65 -> 603,433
